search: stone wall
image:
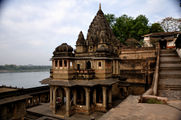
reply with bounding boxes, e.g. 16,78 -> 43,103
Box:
118,48 -> 156,97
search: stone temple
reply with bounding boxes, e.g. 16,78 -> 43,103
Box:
41,4 -> 122,117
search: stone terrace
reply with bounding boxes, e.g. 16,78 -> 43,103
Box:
99,96 -> 181,120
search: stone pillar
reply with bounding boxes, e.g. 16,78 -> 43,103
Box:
116,60 -> 118,74
67,60 -> 69,69
58,60 -> 60,68
64,87 -> 70,117
73,89 -> 77,105
63,59 -> 64,69
93,89 -> 96,104
50,86 -> 52,107
85,87 -> 90,114
113,61 -> 115,74
108,87 -> 112,107
53,86 -> 57,114
118,60 -> 120,74
102,86 -> 107,110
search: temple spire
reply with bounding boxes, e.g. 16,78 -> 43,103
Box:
99,3 -> 101,10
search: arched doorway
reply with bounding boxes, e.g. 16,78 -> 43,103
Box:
77,87 -> 86,105
96,87 -> 103,103
56,88 -> 66,115
86,61 -> 91,69
160,40 -> 167,49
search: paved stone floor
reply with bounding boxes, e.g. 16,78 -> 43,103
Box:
27,101 -> 119,120
27,103 -> 105,120
99,95 -> 181,120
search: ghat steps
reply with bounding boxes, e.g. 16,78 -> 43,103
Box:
158,49 -> 181,100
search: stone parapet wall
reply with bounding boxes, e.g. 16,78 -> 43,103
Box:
118,48 -> 156,97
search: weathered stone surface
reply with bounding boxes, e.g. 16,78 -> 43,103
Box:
158,49 -> 181,100
99,96 -> 181,120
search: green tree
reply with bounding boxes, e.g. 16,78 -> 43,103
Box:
105,14 -> 150,45
150,23 -> 164,33
132,15 -> 150,40
112,14 -> 134,43
104,14 -> 115,28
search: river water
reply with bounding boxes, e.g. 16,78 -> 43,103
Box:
0,71 -> 49,88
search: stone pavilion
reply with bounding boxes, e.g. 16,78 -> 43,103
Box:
41,4 -> 121,117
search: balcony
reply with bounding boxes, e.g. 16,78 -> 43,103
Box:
75,69 -> 95,80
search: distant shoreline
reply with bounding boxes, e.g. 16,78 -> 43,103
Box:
0,65 -> 51,73
0,69 -> 50,73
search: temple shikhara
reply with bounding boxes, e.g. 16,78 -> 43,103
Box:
41,4 -> 122,117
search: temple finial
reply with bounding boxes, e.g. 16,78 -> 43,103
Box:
99,3 -> 101,10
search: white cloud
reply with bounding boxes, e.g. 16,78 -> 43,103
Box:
0,0 -> 180,65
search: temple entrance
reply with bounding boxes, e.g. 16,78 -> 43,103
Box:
77,64 -> 80,70
96,87 -> 103,103
56,88 -> 66,115
160,40 -> 167,49
86,61 -> 91,69
77,88 -> 86,105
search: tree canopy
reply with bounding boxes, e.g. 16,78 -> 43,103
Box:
105,14 -> 181,46
160,17 -> 181,32
105,14 -> 150,45
150,23 -> 164,33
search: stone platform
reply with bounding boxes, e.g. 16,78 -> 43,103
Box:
27,103 -> 105,120
99,95 -> 181,120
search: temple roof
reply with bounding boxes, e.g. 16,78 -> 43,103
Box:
86,6 -> 119,47
41,78 -> 120,87
76,31 -> 86,46
53,43 -> 73,57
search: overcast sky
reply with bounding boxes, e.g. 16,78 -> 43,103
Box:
0,0 -> 180,65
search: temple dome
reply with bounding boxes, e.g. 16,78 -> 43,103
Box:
76,31 -> 86,46
85,6 -> 120,51
53,43 -> 73,57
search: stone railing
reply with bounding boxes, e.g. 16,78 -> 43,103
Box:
143,44 -> 160,96
75,69 -> 95,80
141,44 -> 168,103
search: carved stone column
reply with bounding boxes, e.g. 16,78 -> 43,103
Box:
102,86 -> 107,110
57,60 -> 60,68
50,86 -> 53,108
108,87 -> 112,107
63,59 -> 64,69
113,61 -> 115,74
67,60 -> 70,69
85,87 -> 90,114
53,86 -> 57,114
64,87 -> 70,117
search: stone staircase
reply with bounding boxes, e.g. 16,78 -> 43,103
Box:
158,49 -> 181,100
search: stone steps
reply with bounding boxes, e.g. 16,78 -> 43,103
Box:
158,90 -> 181,100
160,70 -> 181,79
160,49 -> 176,54
160,57 -> 181,63
159,78 -> 181,85
160,53 -> 178,57
158,49 -> 181,100
160,63 -> 181,70
159,85 -> 181,90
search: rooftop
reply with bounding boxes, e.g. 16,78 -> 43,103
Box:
144,32 -> 181,37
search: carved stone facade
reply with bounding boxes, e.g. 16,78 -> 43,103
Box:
41,5 -> 158,118
41,5 -> 121,117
